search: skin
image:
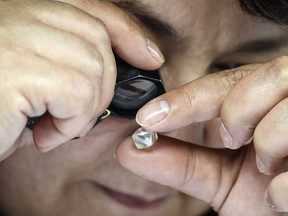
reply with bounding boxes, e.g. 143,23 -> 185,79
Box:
116,1 -> 288,215
0,0 -> 288,215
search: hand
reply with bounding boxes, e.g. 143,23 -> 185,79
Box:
0,0 -> 164,160
116,57 -> 288,214
219,56 -> 288,213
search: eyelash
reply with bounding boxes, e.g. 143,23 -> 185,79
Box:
212,62 -> 246,72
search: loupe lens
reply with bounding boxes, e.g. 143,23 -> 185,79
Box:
112,79 -> 158,110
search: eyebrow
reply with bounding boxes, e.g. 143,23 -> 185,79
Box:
112,1 -> 178,39
234,37 -> 288,53
113,1 -> 288,55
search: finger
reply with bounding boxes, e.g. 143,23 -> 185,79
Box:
33,112 -> 82,152
220,57 -> 288,149
32,60 -> 98,150
116,135 -> 233,207
254,98 -> 288,175
35,0 -> 164,69
29,0 -> 113,56
8,21 -> 104,79
8,20 -> 114,114
25,2 -> 117,112
115,136 -> 272,214
135,64 -> 258,132
0,49 -> 99,150
265,171 -> 288,212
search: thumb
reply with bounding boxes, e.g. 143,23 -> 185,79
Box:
115,135 -> 241,208
115,136 -> 276,214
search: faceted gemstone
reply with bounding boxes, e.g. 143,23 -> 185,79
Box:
132,127 -> 158,149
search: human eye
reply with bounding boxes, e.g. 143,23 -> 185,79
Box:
210,62 -> 246,72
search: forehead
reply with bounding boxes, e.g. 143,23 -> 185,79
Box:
118,0 -> 288,55
138,0 -> 242,29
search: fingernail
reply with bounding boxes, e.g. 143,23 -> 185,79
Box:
136,100 -> 169,127
39,143 -> 61,153
79,119 -> 97,138
265,191 -> 282,212
256,154 -> 267,174
147,39 -> 165,64
219,122 -> 233,148
244,136 -> 253,145
113,148 -> 117,160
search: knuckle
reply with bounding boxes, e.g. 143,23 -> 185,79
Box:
254,123 -> 286,165
0,47 -> 15,64
85,51 -> 104,76
268,174 -> 288,210
81,16 -> 111,46
276,99 -> 288,122
253,127 -> 268,158
28,1 -> 72,18
217,68 -> 247,91
264,56 -> 288,87
253,125 -> 263,146
65,34 -> 104,76
0,45 -> 24,65
94,19 -> 110,40
126,18 -> 137,33
105,57 -> 116,76
71,79 -> 95,109
79,84 -> 95,104
117,11 -> 139,34
177,87 -> 196,110
178,150 -> 196,189
92,54 -> 104,73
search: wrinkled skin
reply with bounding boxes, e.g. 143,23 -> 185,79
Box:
0,0 -> 288,215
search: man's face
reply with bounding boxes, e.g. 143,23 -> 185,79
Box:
0,0 -> 287,215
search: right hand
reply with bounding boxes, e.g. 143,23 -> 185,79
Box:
117,57 -> 288,214
0,0 -> 164,160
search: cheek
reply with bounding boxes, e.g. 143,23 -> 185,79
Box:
160,57 -> 210,91
0,146 -> 68,214
0,145 -> 68,186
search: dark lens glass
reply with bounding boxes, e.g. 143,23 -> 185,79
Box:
112,79 -> 158,110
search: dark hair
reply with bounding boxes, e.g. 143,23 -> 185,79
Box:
239,0 -> 288,25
